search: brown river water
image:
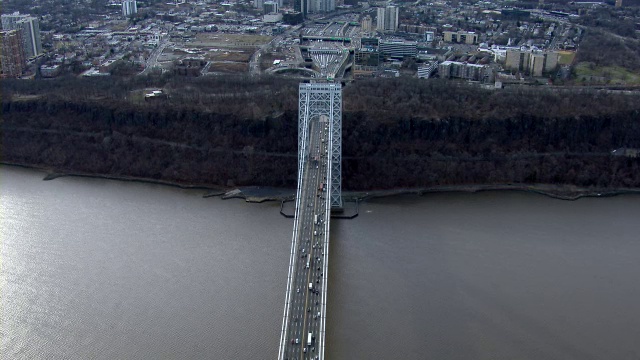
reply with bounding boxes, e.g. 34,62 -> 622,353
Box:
2,166 -> 639,360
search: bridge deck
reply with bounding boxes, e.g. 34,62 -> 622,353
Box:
278,116 -> 331,360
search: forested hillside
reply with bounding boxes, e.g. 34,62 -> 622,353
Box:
2,75 -> 640,190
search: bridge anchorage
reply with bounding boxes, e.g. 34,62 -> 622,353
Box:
278,83 -> 342,360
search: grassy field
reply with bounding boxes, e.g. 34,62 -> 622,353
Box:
205,49 -> 253,62
259,52 -> 287,71
127,88 -> 166,104
207,62 -> 249,73
10,94 -> 43,101
574,62 -> 640,84
557,50 -> 576,65
176,34 -> 272,74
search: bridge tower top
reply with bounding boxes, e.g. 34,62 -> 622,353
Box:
298,82 -> 343,209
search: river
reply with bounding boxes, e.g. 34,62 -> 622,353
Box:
2,166 -> 639,360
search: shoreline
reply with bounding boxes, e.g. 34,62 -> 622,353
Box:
345,184 -> 640,202
3,162 -> 640,202
1,162 -> 228,196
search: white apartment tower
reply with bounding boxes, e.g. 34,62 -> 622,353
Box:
122,0 -> 138,17
1,12 -> 42,58
361,15 -> 372,32
376,7 -> 385,32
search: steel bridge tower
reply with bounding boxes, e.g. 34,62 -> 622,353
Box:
298,82 -> 342,209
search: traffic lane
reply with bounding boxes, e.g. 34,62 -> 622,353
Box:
299,122 -> 322,356
285,118 -> 329,358
288,121 -> 322,359
286,127 -> 320,356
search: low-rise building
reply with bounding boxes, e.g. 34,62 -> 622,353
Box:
40,64 -> 61,77
439,60 -> 492,82
263,13 -> 283,23
379,39 -> 417,58
353,48 -> 380,78
443,30 -> 478,45
424,31 -> 435,42
417,61 -> 438,79
173,57 -> 206,76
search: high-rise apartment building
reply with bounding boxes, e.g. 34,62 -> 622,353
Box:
361,15 -> 372,32
1,30 -> 26,77
263,1 -> 279,14
296,0 -> 334,16
324,0 -> 336,13
1,12 -> 28,30
294,0 -> 307,16
505,49 -> 559,76
376,7 -> 385,32
376,6 -> 398,33
122,0 -> 138,17
387,6 -> 399,32
1,12 -> 42,58
17,16 -> 41,58
312,0 -> 335,13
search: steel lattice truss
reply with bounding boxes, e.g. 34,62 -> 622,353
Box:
298,83 -> 342,209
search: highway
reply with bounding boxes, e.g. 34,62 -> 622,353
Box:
250,25 -> 303,76
138,39 -> 168,76
309,47 -> 348,79
279,115 -> 331,360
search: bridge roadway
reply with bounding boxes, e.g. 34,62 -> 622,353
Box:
278,115 -> 331,360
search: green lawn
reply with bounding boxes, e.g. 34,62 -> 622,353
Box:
574,62 -> 640,84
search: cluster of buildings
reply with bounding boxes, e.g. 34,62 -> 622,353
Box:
3,0 -> 626,83
343,0 -> 597,83
1,12 -> 42,77
254,0 -> 284,22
